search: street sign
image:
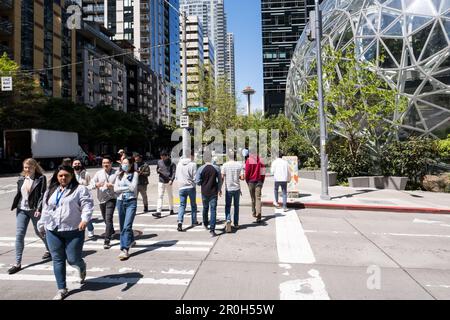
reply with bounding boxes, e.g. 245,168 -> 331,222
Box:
188,107 -> 209,113
1,77 -> 12,91
180,115 -> 189,128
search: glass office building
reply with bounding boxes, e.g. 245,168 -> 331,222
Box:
286,0 -> 450,139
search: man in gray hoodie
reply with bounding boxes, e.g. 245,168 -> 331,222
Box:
175,150 -> 199,231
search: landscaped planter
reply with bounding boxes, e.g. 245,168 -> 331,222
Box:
348,176 -> 408,190
299,170 -> 338,186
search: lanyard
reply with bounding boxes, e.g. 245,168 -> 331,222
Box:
55,188 -> 66,207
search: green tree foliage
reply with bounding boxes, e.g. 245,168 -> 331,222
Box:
437,135 -> 450,163
298,46 -> 408,174
0,53 -> 46,130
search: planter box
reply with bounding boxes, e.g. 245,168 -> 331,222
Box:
299,170 -> 338,186
348,176 -> 408,190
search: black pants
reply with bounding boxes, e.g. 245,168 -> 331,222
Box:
100,199 -> 117,241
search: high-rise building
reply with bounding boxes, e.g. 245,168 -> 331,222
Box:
226,32 -> 235,98
0,0 -> 74,98
261,0 -> 317,115
203,36 -> 215,80
180,0 -> 228,82
180,15 -> 204,108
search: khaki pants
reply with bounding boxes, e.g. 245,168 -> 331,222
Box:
157,182 -> 174,213
138,185 -> 148,207
248,182 -> 263,219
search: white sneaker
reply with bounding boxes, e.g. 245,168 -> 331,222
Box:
225,221 -> 232,233
52,288 -> 68,300
118,250 -> 129,261
87,231 -> 95,239
273,201 -> 280,208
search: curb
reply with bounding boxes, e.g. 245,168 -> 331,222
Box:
262,201 -> 450,215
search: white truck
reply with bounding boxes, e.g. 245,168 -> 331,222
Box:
3,129 -> 88,171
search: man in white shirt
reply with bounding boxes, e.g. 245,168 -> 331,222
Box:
270,154 -> 291,211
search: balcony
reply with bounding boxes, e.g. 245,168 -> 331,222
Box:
141,14 -> 150,22
141,37 -> 150,44
117,86 -> 124,96
99,83 -> 112,93
140,3 -> 149,10
0,0 -> 12,10
0,17 -> 13,36
99,65 -> 112,77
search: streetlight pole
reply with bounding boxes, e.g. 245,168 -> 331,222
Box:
181,11 -> 189,159
314,0 -> 331,200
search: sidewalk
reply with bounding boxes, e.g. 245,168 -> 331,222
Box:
260,177 -> 450,214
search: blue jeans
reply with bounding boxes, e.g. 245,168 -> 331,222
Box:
275,181 -> 288,209
117,198 -> 137,251
46,229 -> 86,290
225,190 -> 240,225
87,220 -> 94,232
178,188 -> 198,224
202,195 -> 218,231
15,209 -> 50,265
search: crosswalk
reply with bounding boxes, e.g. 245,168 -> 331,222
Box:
0,201 -> 333,300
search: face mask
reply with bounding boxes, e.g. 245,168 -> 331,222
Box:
121,164 -> 129,172
73,166 -> 81,171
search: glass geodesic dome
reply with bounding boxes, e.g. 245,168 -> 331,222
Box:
286,0 -> 450,139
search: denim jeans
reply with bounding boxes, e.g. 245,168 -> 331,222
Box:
100,199 -> 116,241
87,220 -> 94,232
15,209 -> 49,265
178,188 -> 198,225
225,190 -> 240,225
46,229 -> 86,290
117,198 -> 137,251
202,195 -> 218,231
274,181 -> 288,209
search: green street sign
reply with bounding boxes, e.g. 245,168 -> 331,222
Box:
188,107 -> 209,113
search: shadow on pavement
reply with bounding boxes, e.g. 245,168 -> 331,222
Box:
237,214 -> 277,230
331,189 -> 377,200
129,240 -> 178,258
68,272 -> 144,296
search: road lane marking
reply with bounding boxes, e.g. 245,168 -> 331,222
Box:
280,269 -> 330,300
0,242 -> 211,252
0,274 -> 191,286
413,219 -> 442,224
275,210 -> 315,264
372,233 -> 450,238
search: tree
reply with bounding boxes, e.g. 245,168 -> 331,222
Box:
298,45 -> 408,175
0,53 -> 46,131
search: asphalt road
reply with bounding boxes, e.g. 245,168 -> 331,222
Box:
0,169 -> 450,300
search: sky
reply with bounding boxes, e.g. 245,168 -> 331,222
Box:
225,0 -> 264,113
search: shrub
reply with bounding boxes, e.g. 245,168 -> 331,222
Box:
437,135 -> 450,163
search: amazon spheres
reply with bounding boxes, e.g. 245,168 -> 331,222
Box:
286,0 -> 450,139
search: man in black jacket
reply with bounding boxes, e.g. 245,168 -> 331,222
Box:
135,154 -> 150,213
153,151 -> 176,218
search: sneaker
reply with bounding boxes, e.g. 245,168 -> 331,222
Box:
152,212 -> 161,218
144,206 -> 149,213
7,264 -> 21,275
203,223 -> 209,230
255,218 -> 262,224
118,250 -> 130,261
191,221 -> 201,227
177,223 -> 183,232
273,201 -> 280,208
170,210 -> 176,215
283,208 -> 289,212
210,230 -> 217,237
41,251 -> 51,260
233,224 -> 240,230
87,231 -> 95,239
52,288 -> 69,300
252,212 -> 257,218
130,241 -> 136,248
103,240 -> 111,250
225,221 -> 232,233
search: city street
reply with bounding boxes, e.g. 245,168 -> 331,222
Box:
0,169 -> 450,300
